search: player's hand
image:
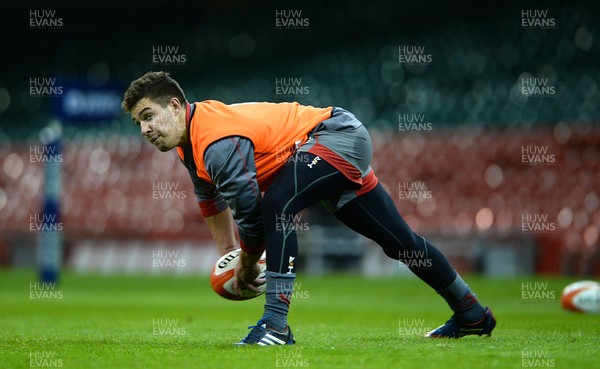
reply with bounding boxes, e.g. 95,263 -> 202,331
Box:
232,251 -> 265,297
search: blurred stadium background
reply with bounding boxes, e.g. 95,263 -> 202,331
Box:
0,1 -> 599,278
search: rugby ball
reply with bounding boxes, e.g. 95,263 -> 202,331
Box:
210,249 -> 267,301
560,280 -> 600,313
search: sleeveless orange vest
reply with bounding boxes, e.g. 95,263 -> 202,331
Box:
178,100 -> 332,190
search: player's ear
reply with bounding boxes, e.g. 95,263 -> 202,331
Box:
168,97 -> 182,113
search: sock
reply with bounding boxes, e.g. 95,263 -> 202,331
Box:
261,271 -> 295,332
438,273 -> 486,323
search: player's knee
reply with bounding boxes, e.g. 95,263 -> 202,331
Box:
382,246 -> 401,260
379,232 -> 420,260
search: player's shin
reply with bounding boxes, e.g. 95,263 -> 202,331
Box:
261,271 -> 295,332
437,273 -> 486,323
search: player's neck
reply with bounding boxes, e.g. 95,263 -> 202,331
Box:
177,103 -> 190,147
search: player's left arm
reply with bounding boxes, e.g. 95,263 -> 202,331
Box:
204,137 -> 266,295
204,208 -> 237,256
183,165 -> 237,256
204,136 -> 266,254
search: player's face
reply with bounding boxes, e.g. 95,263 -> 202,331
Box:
131,97 -> 184,152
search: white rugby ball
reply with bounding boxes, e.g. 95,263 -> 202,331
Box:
210,249 -> 266,301
560,280 -> 600,314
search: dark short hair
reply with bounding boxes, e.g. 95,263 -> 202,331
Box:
122,71 -> 187,113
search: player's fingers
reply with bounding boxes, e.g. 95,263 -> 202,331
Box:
245,283 -> 262,293
244,277 -> 266,293
232,278 -> 243,297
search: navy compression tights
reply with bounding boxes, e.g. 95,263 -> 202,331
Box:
262,152 -> 457,292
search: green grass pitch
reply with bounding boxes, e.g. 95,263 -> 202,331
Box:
1,269 -> 599,369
